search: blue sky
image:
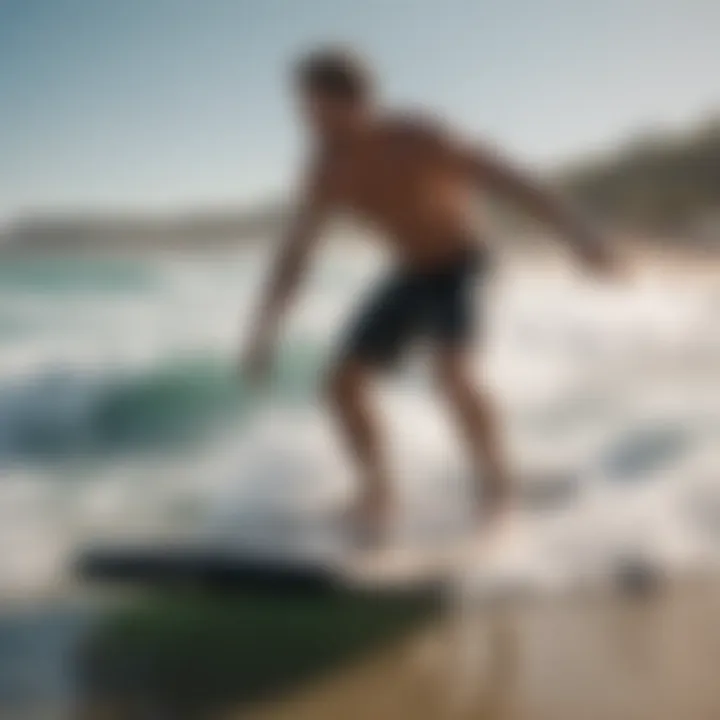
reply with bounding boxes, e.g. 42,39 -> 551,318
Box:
1,0 -> 718,215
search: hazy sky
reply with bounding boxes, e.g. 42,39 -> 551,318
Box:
1,0 -> 718,215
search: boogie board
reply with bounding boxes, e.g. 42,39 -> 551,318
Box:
76,503 -> 518,597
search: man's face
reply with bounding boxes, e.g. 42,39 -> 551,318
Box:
298,89 -> 362,139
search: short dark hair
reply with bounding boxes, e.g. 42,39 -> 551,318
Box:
294,47 -> 372,102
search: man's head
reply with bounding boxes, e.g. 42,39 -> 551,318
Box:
294,47 -> 374,138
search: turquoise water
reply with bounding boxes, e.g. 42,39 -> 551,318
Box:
0,252 -> 330,462
0,351 -> 324,462
0,257 -> 155,295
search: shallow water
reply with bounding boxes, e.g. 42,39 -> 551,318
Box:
254,581 -> 720,720
0,246 -> 719,599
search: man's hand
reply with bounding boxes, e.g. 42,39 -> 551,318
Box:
236,153 -> 329,387
575,234 -> 623,280
457,140 -> 625,282
239,328 -> 276,385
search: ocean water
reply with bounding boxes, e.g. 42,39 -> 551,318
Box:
0,245 -> 719,599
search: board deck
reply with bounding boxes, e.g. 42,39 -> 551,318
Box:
76,539 -> 473,594
76,517 -> 511,597
77,543 -> 342,594
76,498 -> 525,595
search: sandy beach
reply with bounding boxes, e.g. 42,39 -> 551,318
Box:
248,580 -> 720,720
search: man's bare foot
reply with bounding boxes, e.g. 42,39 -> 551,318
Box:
344,491 -> 395,549
474,490 -> 516,540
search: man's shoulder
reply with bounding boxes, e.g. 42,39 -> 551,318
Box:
380,109 -> 455,146
304,142 -> 336,185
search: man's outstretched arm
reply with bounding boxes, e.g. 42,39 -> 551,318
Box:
241,163 -> 330,381
459,140 -> 614,269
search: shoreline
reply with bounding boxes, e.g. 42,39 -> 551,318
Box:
3,567 -> 720,718
249,578 -> 720,720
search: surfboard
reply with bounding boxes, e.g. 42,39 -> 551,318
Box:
76,466 -> 572,596
76,506 -> 517,596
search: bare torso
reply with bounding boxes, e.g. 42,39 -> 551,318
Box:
319,116 -> 481,268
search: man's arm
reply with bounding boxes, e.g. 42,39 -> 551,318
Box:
241,162 -> 331,380
399,114 -> 611,267
444,133 -> 612,267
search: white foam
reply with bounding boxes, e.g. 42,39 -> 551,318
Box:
1,249 -> 718,597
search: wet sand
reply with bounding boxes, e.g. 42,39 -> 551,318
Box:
246,580 -> 720,720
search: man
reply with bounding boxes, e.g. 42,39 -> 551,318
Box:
241,47 -> 614,543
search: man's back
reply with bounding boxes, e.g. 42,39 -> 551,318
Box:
318,114 -> 479,267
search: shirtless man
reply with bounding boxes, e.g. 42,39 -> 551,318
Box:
241,47 -> 613,540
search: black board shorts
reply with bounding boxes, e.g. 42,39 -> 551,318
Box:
339,244 -> 489,368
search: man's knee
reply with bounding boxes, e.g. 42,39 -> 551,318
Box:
434,353 -> 473,397
434,353 -> 500,442
433,352 -> 492,412
324,360 -> 368,410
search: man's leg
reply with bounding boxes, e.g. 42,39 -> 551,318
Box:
434,348 -> 512,519
327,270 -> 417,536
325,359 -> 394,532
